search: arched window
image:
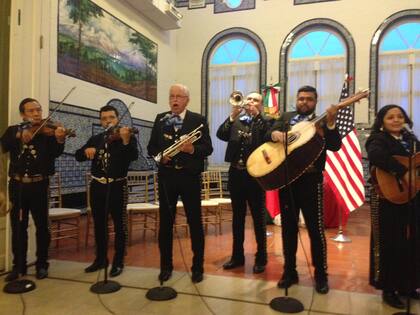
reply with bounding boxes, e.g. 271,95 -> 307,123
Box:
287,30 -> 346,114
280,19 -> 355,116
377,19 -> 420,135
202,29 -> 266,168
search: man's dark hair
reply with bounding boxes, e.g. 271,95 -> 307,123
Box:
99,105 -> 119,117
19,98 -> 39,113
297,85 -> 318,99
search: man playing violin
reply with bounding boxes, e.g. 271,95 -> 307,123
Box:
1,98 -> 66,281
75,105 -> 138,277
267,85 -> 341,294
147,84 -> 213,284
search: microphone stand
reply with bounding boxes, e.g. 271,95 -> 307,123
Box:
393,134 -> 418,315
270,123 -> 304,313
146,178 -> 177,301
90,137 -> 121,294
147,119 -> 178,300
4,141 -> 36,294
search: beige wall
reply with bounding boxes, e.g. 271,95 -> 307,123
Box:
174,0 -> 419,123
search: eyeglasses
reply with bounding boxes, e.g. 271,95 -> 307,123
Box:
169,95 -> 188,100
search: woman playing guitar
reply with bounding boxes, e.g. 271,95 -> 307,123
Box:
366,104 -> 420,309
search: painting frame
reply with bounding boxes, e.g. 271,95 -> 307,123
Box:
57,0 -> 158,103
294,0 -> 339,5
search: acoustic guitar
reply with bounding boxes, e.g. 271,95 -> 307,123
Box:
246,89 -> 369,191
371,153 -> 420,204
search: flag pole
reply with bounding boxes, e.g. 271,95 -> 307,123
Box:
331,73 -> 353,243
330,205 -> 351,243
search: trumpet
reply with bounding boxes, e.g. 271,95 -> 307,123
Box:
154,124 -> 203,163
229,90 -> 248,109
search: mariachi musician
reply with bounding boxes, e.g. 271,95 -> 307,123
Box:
216,91 -> 272,274
75,104 -> 138,278
366,104 -> 419,309
267,85 -> 341,294
147,84 -> 213,284
1,98 -> 67,281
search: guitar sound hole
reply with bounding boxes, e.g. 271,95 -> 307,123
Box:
287,133 -> 298,144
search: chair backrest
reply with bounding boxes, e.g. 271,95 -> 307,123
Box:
202,170 -> 224,199
127,171 -> 155,203
49,174 -> 62,208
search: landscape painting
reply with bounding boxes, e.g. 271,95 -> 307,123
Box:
58,0 -> 157,103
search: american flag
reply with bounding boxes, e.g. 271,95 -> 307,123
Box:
323,75 -> 365,216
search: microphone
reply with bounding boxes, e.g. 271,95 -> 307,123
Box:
160,113 -> 172,122
402,123 -> 417,139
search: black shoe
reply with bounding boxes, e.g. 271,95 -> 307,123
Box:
277,272 -> 299,289
36,268 -> 48,280
382,291 -> 405,309
252,263 -> 266,274
315,278 -> 329,294
410,290 -> 420,300
158,269 -> 172,282
109,265 -> 124,277
5,269 -> 19,282
191,271 -> 203,283
84,261 -> 107,273
222,259 -> 245,270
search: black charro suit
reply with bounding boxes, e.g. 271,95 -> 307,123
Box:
216,113 -> 272,266
147,110 -> 213,274
267,111 -> 341,281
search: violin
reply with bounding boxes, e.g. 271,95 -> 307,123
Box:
105,126 -> 138,143
20,119 -> 76,138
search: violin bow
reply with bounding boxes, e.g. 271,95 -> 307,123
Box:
30,86 -> 76,139
105,101 -> 135,132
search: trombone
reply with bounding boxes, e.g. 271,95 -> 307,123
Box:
154,124 -> 203,163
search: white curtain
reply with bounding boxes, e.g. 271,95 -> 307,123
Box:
287,57 -> 346,114
378,51 -> 420,136
208,62 -> 259,168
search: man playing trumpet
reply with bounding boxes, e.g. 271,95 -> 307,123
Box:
147,84 -> 213,283
217,91 -> 273,274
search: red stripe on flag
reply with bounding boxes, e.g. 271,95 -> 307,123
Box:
326,154 -> 360,209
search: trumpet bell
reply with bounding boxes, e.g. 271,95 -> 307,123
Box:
229,91 -> 244,107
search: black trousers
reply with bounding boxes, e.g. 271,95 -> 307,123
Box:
228,167 -> 267,264
9,179 -> 50,270
279,172 -> 327,279
158,170 -> 204,273
90,179 -> 128,266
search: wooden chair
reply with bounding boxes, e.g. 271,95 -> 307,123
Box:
153,172 -> 189,236
126,171 -> 159,244
202,170 -> 232,232
174,173 -> 220,235
49,174 -> 82,249
200,173 -> 220,234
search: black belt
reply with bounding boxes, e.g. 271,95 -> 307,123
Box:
13,174 -> 45,183
163,165 -> 184,170
305,166 -> 320,174
231,163 -> 247,170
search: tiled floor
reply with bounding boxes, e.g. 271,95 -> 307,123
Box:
1,205 -> 419,314
1,260 -> 419,315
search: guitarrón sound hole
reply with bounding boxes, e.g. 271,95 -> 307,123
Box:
287,133 -> 298,144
